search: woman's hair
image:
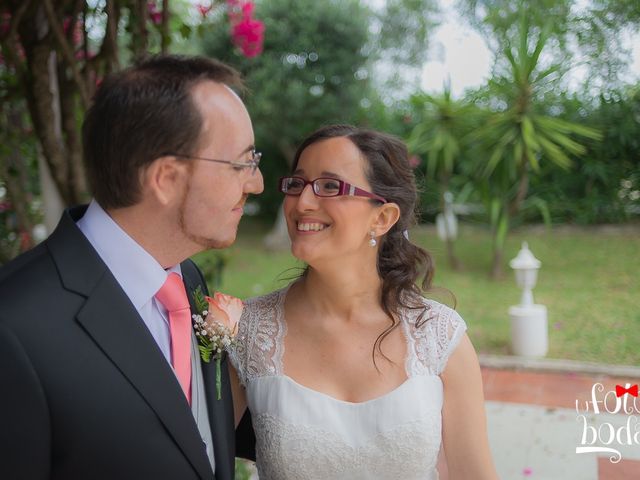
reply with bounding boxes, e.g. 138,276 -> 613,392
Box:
292,124 -> 435,364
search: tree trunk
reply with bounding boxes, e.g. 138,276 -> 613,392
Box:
439,184 -> 462,270
445,237 -> 462,271
491,245 -> 504,280
38,149 -> 65,235
161,0 -> 170,54
20,7 -> 82,205
509,163 -> 529,217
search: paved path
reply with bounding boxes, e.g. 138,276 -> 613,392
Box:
481,367 -> 640,480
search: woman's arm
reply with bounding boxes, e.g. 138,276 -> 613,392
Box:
441,334 -> 498,479
228,362 -> 247,428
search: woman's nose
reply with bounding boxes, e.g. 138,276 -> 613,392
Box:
295,183 -> 319,210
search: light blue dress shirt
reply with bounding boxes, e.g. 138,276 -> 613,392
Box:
77,200 -> 179,365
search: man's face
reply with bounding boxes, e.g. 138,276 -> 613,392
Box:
178,81 -> 264,250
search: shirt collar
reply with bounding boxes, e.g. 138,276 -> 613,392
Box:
76,200 -> 182,309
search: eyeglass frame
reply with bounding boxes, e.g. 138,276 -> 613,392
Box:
168,149 -> 262,175
278,176 -> 387,203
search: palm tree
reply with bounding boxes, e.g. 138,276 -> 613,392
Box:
474,8 -> 602,278
407,84 -> 473,270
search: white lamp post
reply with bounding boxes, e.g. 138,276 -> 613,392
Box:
508,242 -> 548,357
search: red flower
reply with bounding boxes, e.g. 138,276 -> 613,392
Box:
147,1 -> 163,25
227,1 -> 264,58
231,17 -> 264,58
241,2 -> 254,16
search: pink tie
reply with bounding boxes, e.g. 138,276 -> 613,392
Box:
155,272 -> 192,405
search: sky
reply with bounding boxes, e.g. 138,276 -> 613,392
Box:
420,2 -> 640,98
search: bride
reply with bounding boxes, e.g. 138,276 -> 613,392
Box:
228,124 -> 498,479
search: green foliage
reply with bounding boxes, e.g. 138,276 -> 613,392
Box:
407,86 -> 473,182
529,88 -> 640,224
235,459 -> 255,480
466,7 -> 602,275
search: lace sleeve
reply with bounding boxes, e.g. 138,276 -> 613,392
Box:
432,305 -> 467,375
229,289 -> 286,387
407,300 -> 467,376
228,300 -> 251,387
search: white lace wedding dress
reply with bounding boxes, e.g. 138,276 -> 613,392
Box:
230,285 -> 467,480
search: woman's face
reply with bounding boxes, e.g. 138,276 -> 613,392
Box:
283,136 -> 381,265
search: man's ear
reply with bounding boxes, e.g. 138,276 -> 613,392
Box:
142,156 -> 189,205
371,202 -> 401,236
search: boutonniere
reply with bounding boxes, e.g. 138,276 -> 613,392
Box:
192,286 -> 243,399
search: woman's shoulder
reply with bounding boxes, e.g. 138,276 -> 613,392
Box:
404,295 -> 468,376
243,286 -> 288,315
407,296 -> 466,332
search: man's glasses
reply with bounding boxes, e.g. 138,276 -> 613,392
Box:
279,176 -> 387,203
170,149 -> 262,175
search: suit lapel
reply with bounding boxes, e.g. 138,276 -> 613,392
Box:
182,262 -> 235,480
48,207 -> 214,480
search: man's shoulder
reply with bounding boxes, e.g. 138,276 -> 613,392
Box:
0,242 -> 52,291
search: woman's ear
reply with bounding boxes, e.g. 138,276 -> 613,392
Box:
142,156 -> 189,206
371,202 -> 401,236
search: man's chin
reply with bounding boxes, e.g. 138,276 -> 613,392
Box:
183,230 -> 237,252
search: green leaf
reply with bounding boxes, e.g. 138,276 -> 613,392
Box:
537,136 -> 573,169
495,213 -> 509,250
193,285 -> 209,314
542,129 -> 587,156
179,24 -> 192,39
529,196 -> 552,227
199,344 -> 213,363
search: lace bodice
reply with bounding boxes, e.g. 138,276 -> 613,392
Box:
230,285 -> 467,480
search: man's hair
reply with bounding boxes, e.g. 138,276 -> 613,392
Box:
82,55 -> 243,209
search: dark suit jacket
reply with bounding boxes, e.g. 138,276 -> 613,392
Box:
0,206 -> 235,480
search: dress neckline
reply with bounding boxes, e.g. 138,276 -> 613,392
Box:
274,374 -> 442,406
274,284 -> 419,405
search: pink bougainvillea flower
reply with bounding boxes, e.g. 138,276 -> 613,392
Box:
205,292 -> 243,335
232,17 -> 264,58
408,155 -> 422,169
523,467 -> 533,476
147,1 -> 163,25
226,0 -> 264,58
241,2 -> 254,16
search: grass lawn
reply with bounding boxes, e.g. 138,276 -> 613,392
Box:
194,220 -> 640,366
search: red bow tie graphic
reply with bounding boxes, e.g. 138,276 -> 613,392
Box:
615,384 -> 639,397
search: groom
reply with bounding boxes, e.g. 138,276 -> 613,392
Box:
0,55 -> 263,479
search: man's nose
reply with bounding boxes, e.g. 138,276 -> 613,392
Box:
245,169 -> 264,194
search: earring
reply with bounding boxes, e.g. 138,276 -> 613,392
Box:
369,231 -> 377,247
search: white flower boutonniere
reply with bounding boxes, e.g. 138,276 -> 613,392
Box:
192,286 -> 243,399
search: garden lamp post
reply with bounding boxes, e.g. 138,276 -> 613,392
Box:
508,242 -> 548,357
